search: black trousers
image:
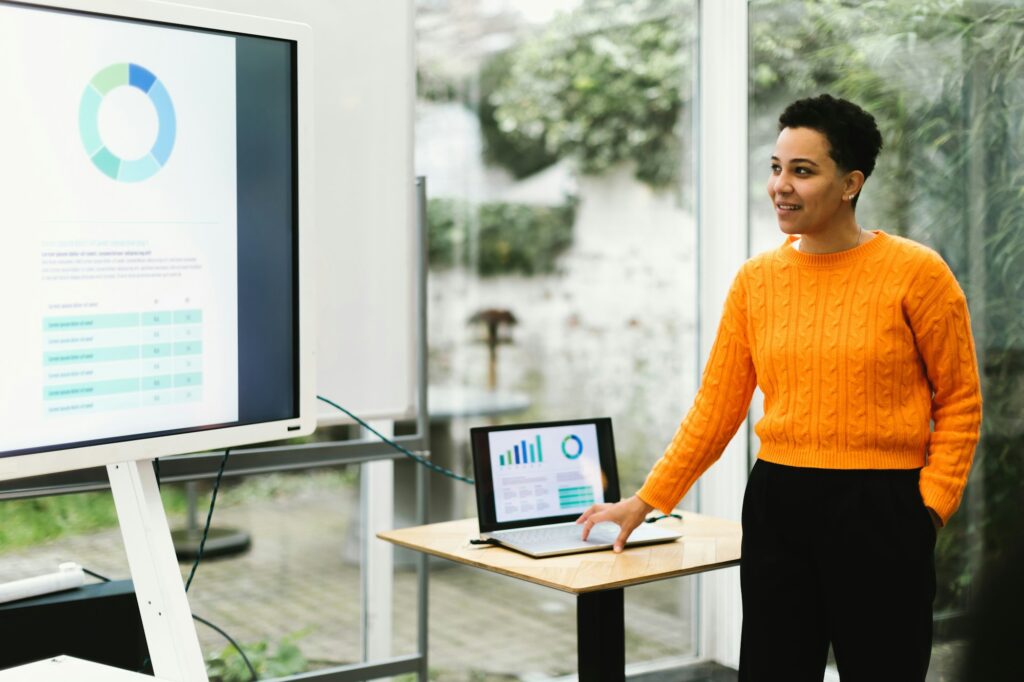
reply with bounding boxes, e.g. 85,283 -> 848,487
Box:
739,459 -> 937,682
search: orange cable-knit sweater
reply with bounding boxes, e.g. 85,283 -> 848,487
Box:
637,230 -> 982,524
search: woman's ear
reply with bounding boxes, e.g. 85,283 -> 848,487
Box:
844,170 -> 866,200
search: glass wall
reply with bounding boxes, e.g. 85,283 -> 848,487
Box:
749,0 -> 1024,674
0,470 -> 366,678
417,0 -> 699,677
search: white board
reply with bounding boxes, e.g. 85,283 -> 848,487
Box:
180,0 -> 417,423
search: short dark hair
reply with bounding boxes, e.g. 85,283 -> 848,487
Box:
778,94 -> 883,207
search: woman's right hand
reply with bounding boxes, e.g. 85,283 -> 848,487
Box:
576,495 -> 655,553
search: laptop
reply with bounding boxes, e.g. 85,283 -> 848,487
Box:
469,417 -> 681,558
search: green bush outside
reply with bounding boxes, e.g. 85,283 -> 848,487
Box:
0,471 -> 356,553
205,633 -> 308,682
0,487 -> 187,551
427,197 -> 576,277
483,0 -> 691,188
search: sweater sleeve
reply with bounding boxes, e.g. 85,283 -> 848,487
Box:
905,255 -> 983,525
637,267 -> 758,514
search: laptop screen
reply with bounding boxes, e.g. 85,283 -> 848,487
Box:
471,418 -> 622,532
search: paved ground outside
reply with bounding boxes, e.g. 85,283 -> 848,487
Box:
0,472 -> 966,681
0,473 -> 694,680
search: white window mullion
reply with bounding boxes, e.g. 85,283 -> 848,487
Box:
695,0 -> 749,670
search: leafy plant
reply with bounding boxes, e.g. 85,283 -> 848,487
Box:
427,197 -> 577,276
0,471 -> 357,553
478,50 -> 560,179
485,0 -> 692,187
0,487 -> 187,551
205,633 -> 308,682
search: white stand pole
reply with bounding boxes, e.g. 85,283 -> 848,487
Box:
107,459 -> 209,682
361,421 -> 395,664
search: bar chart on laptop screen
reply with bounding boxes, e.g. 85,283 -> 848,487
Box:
488,424 -> 604,523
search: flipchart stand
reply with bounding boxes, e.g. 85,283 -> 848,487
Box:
107,459 -> 208,682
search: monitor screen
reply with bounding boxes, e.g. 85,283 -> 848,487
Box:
0,0 -> 315,479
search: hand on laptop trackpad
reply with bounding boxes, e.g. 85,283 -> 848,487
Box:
585,521 -> 620,542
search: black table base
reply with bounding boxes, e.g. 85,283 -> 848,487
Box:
577,588 -> 625,681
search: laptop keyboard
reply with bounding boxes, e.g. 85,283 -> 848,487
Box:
495,522 -> 620,545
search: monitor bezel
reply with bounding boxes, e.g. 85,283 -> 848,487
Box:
0,0 -> 316,483
470,417 -> 622,533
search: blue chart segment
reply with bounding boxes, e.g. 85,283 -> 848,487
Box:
79,62 -> 176,182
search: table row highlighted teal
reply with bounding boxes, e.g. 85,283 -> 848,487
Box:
44,341 -> 200,364
45,345 -> 139,365
174,341 -> 201,355
141,373 -> 203,390
44,372 -> 203,400
44,388 -> 201,415
43,324 -> 201,348
142,310 -> 203,326
44,313 -> 139,331
45,393 -> 141,415
46,356 -> 201,383
142,388 -> 201,406
141,341 -> 202,357
558,486 -> 596,509
44,310 -> 202,331
44,378 -> 141,401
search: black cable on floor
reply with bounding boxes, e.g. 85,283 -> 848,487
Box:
193,613 -> 258,682
82,566 -> 257,681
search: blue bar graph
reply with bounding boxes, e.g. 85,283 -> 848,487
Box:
498,437 -> 546,468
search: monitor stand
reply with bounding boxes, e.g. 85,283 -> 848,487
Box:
107,459 -> 208,682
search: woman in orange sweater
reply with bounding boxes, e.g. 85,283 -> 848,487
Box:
578,94 -> 982,681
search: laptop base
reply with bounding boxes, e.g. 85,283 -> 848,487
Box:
483,520 -> 680,558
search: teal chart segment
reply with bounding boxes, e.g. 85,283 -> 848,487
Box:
561,434 -> 583,460
79,63 -> 176,182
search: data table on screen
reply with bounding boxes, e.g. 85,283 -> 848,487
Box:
42,309 -> 204,415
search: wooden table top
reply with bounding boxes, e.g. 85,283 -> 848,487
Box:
377,512 -> 741,594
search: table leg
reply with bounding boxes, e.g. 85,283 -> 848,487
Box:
577,588 -> 625,682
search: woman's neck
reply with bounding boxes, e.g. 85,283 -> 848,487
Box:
794,216 -> 867,254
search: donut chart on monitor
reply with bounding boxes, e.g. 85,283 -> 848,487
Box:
79,62 -> 176,182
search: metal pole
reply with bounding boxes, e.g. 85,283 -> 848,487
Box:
415,175 -> 431,681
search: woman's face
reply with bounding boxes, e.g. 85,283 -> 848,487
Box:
767,126 -> 853,237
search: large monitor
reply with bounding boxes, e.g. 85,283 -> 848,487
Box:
0,0 -> 316,482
